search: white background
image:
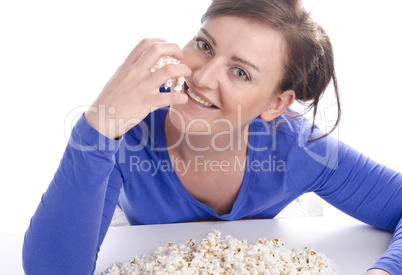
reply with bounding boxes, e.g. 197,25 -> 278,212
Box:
1,0 -> 401,234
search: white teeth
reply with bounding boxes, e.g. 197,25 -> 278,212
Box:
187,87 -> 213,107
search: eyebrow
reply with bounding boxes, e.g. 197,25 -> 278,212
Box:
200,28 -> 260,72
200,28 -> 217,46
231,56 -> 260,72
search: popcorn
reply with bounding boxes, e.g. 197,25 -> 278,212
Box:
103,230 -> 337,275
151,56 -> 185,93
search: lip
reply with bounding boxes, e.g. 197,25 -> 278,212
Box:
184,82 -> 219,109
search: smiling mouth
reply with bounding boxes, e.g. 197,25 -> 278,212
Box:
186,84 -> 218,109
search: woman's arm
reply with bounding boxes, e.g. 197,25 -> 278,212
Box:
287,122 -> 402,274
22,115 -> 123,274
23,39 -> 191,274
317,143 -> 402,273
370,217 -> 402,274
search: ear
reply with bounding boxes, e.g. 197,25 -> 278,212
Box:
260,90 -> 295,122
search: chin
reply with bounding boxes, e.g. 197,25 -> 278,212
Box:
167,105 -> 214,135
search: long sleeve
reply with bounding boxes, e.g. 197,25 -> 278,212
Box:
371,217 -> 402,274
22,115 -> 123,274
315,140 -> 402,273
285,121 -> 402,273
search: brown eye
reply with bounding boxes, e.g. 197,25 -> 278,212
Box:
201,42 -> 210,51
231,67 -> 251,81
236,70 -> 246,78
195,38 -> 212,53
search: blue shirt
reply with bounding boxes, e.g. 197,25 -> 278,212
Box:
23,107 -> 402,274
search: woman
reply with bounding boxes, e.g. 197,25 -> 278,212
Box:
23,0 -> 401,274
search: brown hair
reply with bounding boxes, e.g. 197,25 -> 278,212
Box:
201,0 -> 341,141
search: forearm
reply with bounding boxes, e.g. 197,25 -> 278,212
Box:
370,217 -> 402,274
292,133 -> 402,273
22,115 -> 122,274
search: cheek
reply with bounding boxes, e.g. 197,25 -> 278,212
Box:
181,42 -> 196,66
181,42 -> 208,72
226,92 -> 274,121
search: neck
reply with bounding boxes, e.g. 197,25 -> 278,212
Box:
164,110 -> 249,162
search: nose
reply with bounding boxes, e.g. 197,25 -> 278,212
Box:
192,59 -> 220,90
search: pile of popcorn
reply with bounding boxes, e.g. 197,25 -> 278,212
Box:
151,56 -> 185,93
103,230 -> 337,275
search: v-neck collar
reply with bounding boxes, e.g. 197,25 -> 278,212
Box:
152,107 -> 255,219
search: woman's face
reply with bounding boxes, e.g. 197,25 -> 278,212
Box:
168,15 -> 290,137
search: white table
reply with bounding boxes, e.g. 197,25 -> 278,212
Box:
95,217 -> 392,274
0,217 -> 393,274
0,231 -> 25,274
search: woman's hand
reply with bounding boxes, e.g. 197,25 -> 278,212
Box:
85,38 -> 191,139
363,269 -> 390,275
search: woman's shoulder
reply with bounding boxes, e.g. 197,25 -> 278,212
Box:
249,109 -> 311,141
249,109 -> 341,161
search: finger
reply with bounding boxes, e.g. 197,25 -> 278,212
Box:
122,38 -> 166,67
148,64 -> 191,87
135,42 -> 184,71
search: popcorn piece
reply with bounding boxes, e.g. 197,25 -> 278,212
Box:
103,230 -> 337,275
174,76 -> 185,92
151,56 -> 185,93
